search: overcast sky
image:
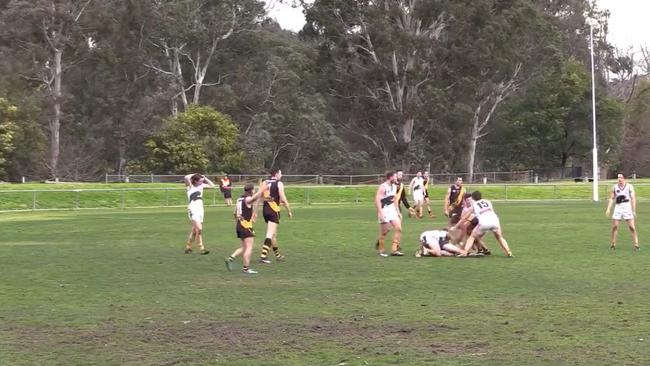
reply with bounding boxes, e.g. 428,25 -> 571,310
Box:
265,0 -> 649,51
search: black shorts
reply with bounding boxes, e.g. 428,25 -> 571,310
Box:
263,206 -> 280,224
223,190 -> 232,199
236,222 -> 255,239
449,206 -> 463,225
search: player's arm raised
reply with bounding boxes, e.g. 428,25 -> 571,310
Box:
605,188 -> 615,217
201,175 -> 216,188
278,181 -> 293,218
184,174 -> 193,187
246,183 -> 268,206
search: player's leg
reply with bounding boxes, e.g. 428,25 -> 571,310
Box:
271,231 -> 285,261
242,237 -> 257,273
260,221 -> 278,263
441,243 -> 463,255
193,221 -> 209,254
425,242 -> 443,257
626,218 -> 640,250
492,227 -> 512,257
390,218 -> 403,256
376,223 -> 390,256
225,237 -> 243,272
610,219 -> 620,249
185,224 -> 195,253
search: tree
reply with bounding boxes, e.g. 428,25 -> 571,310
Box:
139,105 -> 242,174
1,0 -> 95,179
141,0 -> 266,115
620,79 -> 650,175
0,98 -> 18,179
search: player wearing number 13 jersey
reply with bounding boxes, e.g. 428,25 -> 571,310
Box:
605,173 -> 639,251
374,171 -> 403,257
457,191 -> 512,257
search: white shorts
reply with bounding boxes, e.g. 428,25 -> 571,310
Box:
475,215 -> 500,236
188,206 -> 204,224
380,205 -> 400,224
413,190 -> 425,203
613,205 -> 634,220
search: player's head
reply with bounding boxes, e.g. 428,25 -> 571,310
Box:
617,173 -> 625,184
396,170 -> 404,180
455,177 -> 463,186
243,183 -> 254,196
471,190 -> 482,201
385,171 -> 396,183
416,171 -> 422,178
424,171 -> 429,178
463,192 -> 473,206
190,173 -> 203,186
270,169 -> 282,180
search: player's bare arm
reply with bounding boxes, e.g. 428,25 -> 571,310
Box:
631,189 -> 637,217
184,174 -> 193,187
605,188 -> 615,217
278,181 -> 293,218
375,186 -> 384,221
444,188 -> 451,216
201,176 -> 216,188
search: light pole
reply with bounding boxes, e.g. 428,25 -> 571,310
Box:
590,24 -> 599,202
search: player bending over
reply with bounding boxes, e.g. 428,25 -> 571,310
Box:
375,171 -> 403,256
184,173 -> 216,255
415,229 -> 463,257
456,191 -> 512,257
456,193 -> 491,255
225,183 -> 268,274
605,173 -> 640,251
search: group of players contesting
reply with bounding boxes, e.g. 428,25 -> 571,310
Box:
182,170 -> 640,274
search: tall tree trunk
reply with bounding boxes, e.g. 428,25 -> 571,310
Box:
467,123 -> 479,183
50,47 -> 63,180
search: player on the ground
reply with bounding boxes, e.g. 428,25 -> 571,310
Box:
456,191 -> 512,257
258,169 -> 293,264
444,177 -> 465,225
395,170 -> 416,217
183,173 -> 216,255
375,171 -> 403,257
220,174 -> 233,207
605,173 -> 640,251
423,171 -> 436,218
225,183 -> 267,274
409,171 -> 425,219
415,229 -> 463,257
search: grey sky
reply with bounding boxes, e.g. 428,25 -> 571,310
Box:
266,0 -> 648,51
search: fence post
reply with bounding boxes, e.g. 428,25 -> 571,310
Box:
32,191 -> 36,211
553,185 -> 558,199
105,173 -> 108,184
350,175 -> 353,185
504,185 -> 508,201
151,174 -> 154,183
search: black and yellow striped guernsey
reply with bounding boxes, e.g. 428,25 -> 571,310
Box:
263,179 -> 281,213
236,195 -> 254,229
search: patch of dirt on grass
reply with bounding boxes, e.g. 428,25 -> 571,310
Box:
4,318 -> 487,363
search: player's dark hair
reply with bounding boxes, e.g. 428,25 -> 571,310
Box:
471,191 -> 482,201
463,193 -> 472,199
243,183 -> 254,196
386,171 -> 395,180
270,169 -> 279,177
190,174 -> 203,186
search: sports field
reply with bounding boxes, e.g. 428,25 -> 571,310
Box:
1,202 -> 648,365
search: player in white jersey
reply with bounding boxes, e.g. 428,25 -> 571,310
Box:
409,171 -> 425,218
375,171 -> 403,256
415,229 -> 463,257
184,173 -> 215,255
456,191 -> 512,257
605,173 -> 639,250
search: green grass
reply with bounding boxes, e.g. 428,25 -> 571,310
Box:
2,183 -> 650,211
0,202 -> 649,365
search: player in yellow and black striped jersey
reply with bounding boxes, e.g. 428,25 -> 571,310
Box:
444,177 -> 465,226
259,169 -> 293,264
225,183 -> 268,274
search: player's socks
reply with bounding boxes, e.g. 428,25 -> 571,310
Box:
260,239 -> 272,264
184,247 -> 192,254
610,243 -> 617,250
634,244 -> 640,251
376,238 -> 385,252
272,246 -> 285,260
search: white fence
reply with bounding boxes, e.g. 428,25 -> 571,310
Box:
105,171 -> 535,185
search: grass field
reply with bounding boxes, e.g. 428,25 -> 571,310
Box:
1,202 -> 649,365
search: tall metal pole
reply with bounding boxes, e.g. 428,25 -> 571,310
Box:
590,24 -> 599,202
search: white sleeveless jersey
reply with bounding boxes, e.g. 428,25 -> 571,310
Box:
411,177 -> 424,190
379,182 -> 396,209
472,199 -> 497,220
187,184 -> 204,209
420,230 -> 447,246
613,183 -> 634,206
